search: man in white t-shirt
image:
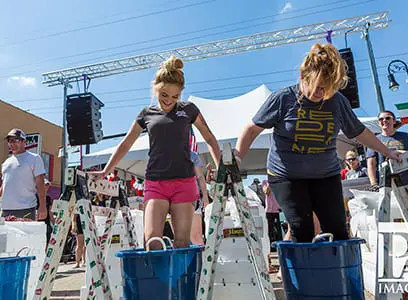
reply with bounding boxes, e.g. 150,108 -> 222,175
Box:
0,128 -> 47,220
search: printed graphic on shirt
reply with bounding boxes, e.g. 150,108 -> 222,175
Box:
383,139 -> 405,150
292,108 -> 335,154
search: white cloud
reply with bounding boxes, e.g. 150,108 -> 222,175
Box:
7,76 -> 37,88
280,2 -> 293,14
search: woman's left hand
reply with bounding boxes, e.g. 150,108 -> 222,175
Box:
388,150 -> 403,162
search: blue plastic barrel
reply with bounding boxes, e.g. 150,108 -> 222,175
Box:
0,256 -> 35,300
276,237 -> 365,299
116,244 -> 204,300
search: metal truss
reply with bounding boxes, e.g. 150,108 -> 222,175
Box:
42,11 -> 390,86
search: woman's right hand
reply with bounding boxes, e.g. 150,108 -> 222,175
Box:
387,150 -> 403,162
233,149 -> 242,167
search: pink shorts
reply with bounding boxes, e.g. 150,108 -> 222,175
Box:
144,177 -> 199,204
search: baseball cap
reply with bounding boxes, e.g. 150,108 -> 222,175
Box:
253,178 -> 260,184
5,128 -> 26,140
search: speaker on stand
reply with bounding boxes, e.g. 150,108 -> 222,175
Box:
66,93 -> 104,146
339,48 -> 360,109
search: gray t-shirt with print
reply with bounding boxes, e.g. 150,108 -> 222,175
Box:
136,101 -> 200,180
252,85 -> 365,179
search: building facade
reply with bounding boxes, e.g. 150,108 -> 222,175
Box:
0,100 -> 62,198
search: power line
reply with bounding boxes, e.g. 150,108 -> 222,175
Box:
24,70 -> 398,114
7,56 -> 404,104
0,0 -> 360,73
0,0 -> 376,80
1,0 -> 183,45
0,0 -> 215,49
50,0 -> 376,69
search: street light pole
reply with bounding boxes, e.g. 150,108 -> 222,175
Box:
60,79 -> 72,191
387,59 -> 408,91
362,22 -> 385,113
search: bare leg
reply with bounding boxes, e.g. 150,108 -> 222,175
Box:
190,214 -> 204,245
313,212 -> 321,235
82,246 -> 86,266
144,199 -> 170,250
74,234 -> 84,268
170,202 -> 194,248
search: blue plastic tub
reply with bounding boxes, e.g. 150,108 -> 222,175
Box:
275,238 -> 365,299
0,256 -> 35,300
116,245 -> 204,300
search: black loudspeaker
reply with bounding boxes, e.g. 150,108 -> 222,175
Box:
339,48 -> 360,109
66,93 -> 104,146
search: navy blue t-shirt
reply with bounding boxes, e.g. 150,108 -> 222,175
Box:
252,85 -> 365,179
136,101 -> 200,180
366,131 -> 408,165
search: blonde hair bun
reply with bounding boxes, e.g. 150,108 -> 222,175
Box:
153,55 -> 185,90
300,43 -> 348,100
162,55 -> 184,72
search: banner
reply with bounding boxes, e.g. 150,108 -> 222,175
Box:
25,133 -> 42,154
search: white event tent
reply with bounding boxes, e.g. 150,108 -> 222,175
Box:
83,85 -> 380,178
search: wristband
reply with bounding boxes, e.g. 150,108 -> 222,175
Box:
235,156 -> 242,164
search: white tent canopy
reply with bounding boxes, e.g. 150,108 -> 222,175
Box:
83,85 -> 380,177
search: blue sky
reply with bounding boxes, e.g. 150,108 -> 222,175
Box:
0,0 -> 407,183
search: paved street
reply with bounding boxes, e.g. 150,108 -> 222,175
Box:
50,263 -> 85,300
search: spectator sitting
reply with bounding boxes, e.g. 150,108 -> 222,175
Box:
344,150 -> 368,180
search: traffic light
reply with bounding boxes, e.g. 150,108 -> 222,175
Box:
66,92 -> 104,146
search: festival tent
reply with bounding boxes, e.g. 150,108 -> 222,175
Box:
83,84 -> 380,177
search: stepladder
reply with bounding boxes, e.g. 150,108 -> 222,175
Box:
34,168 -> 139,300
374,152 -> 408,299
198,143 -> 276,300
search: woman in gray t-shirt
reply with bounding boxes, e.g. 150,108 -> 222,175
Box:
235,43 -> 401,242
89,55 -> 220,250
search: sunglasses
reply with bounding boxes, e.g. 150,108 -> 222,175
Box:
7,138 -> 22,143
378,116 -> 394,122
346,157 -> 357,162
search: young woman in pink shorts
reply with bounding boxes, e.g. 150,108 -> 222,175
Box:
89,55 -> 220,249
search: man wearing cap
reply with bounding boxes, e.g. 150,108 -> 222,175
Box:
0,129 -> 47,220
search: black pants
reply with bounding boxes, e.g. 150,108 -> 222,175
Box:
269,174 -> 348,243
266,212 -> 283,248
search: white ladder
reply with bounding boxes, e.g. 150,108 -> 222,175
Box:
33,169 -> 139,300
197,143 -> 276,300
